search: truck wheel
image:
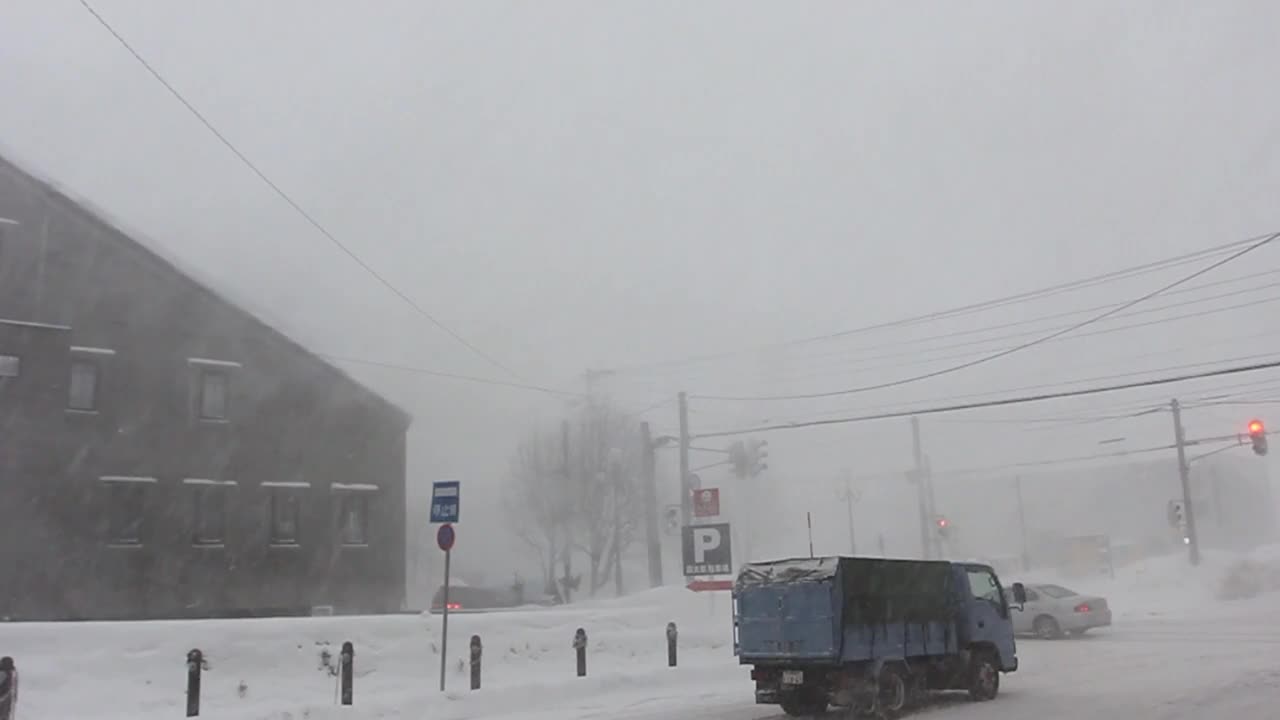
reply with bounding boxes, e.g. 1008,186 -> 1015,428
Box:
967,652 -> 1000,701
1033,615 -> 1062,640
875,665 -> 907,718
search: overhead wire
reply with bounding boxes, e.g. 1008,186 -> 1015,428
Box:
723,350 -> 1280,429
78,0 -> 521,379
321,355 -> 586,397
692,232 -> 1279,402
738,291 -> 1280,389
610,233 -> 1276,376
689,357 -> 1280,440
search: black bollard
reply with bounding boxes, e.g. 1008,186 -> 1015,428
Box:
666,622 -> 678,668
0,656 -> 16,720
470,635 -> 482,690
573,628 -> 588,677
340,642 -> 354,706
186,649 -> 203,717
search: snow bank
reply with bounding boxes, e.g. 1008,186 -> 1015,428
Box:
1017,544 -> 1280,621
1,587 -> 742,719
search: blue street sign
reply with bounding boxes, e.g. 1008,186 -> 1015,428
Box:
430,480 -> 460,523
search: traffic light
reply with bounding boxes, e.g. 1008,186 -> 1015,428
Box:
727,439 -> 769,478
751,439 -> 769,476
935,516 -> 950,538
1248,419 -> 1268,456
728,441 -> 749,477
1167,500 -> 1185,528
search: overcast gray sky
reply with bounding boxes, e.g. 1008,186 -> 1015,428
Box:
3,1 -> 1278,585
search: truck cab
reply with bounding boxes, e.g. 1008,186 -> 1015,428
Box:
734,556 -> 1024,717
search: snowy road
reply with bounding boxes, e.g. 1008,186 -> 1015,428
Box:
9,560 -> 1280,719
548,603 -> 1280,720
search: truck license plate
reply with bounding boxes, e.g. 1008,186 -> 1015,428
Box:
782,670 -> 804,685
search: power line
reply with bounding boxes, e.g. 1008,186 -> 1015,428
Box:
736,350 -> 1280,429
933,442 -> 1181,477
611,233 -> 1274,375
693,233 -> 1279,402
78,1 -> 520,379
600,270 -> 1280,397
321,354 -> 585,397
739,289 -> 1280,390
774,275 -> 1280,376
690,357 -> 1280,440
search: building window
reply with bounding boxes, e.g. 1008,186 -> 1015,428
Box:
0,354 -> 18,377
270,491 -> 300,545
192,486 -> 226,546
340,494 -> 369,546
68,360 -> 98,410
198,370 -> 228,420
108,483 -> 144,545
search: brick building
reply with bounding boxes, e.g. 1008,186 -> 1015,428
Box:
0,154 -> 410,620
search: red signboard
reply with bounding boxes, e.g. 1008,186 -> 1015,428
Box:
687,579 -> 734,592
692,488 -> 721,518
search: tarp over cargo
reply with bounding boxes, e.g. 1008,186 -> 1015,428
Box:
736,556 -> 957,626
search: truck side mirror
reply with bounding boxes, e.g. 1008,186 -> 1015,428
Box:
1011,582 -> 1027,609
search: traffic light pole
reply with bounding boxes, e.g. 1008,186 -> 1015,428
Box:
1171,398 -> 1202,566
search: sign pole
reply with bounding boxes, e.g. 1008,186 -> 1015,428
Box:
440,546 -> 450,692
435,521 -> 457,693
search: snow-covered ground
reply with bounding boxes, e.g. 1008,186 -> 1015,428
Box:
5,549 -> 1280,719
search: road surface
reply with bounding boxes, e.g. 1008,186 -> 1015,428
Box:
545,601 -> 1280,720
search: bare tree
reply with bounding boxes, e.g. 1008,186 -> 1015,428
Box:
504,427 -> 572,599
566,400 -> 644,596
506,399 -> 645,600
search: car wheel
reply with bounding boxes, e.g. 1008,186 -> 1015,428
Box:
1034,615 -> 1062,640
967,651 -> 1000,701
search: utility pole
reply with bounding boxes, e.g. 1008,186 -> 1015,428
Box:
1171,399 -> 1201,565
561,419 -> 574,603
1014,476 -> 1030,572
678,392 -> 691,526
911,416 -> 931,560
610,449 -> 623,596
841,471 -> 859,556
640,422 -> 662,588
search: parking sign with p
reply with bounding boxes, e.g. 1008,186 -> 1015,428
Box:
682,522 -> 732,576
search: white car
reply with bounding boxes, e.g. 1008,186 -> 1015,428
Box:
1009,582 -> 1111,639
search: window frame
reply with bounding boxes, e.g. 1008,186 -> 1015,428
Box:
191,485 -> 227,546
965,565 -> 1008,617
269,490 -> 302,546
0,354 -> 19,378
1038,584 -> 1078,599
197,369 -> 229,421
68,358 -> 99,411
107,483 -> 145,546
339,493 -> 370,547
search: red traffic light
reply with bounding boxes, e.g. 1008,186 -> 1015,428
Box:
936,517 -> 949,528
1248,419 -> 1268,456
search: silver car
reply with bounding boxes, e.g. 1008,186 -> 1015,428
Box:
1009,582 -> 1112,639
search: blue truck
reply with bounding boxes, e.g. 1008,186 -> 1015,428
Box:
733,556 -> 1026,717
